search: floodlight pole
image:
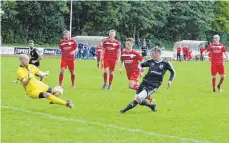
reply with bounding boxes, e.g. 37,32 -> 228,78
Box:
70,0 -> 73,38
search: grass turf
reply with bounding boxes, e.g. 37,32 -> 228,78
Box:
1,57 -> 229,143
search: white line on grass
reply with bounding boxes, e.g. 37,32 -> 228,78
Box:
1,105 -> 213,143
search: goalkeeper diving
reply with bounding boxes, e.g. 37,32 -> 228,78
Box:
16,54 -> 73,108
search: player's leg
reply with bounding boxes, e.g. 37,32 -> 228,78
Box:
211,64 -> 217,92
217,65 -> 225,92
108,60 -> 116,89
59,60 -> 67,86
102,60 -> 109,89
128,80 -> 139,90
119,83 -> 156,114
33,62 -> 44,81
96,56 -> 100,70
41,92 -> 73,108
68,60 -> 76,88
28,88 -> 73,108
178,54 -> 181,61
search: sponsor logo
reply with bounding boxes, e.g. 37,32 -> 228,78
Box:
122,54 -> 136,58
105,42 -> 119,46
14,47 -> 30,54
124,60 -> 133,64
43,49 -> 57,55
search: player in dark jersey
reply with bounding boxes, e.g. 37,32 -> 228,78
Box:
28,40 -> 44,80
28,40 -> 42,67
119,48 -> 175,114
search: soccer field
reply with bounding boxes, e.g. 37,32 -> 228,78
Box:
1,57 -> 229,143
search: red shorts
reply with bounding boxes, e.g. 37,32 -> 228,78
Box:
103,59 -> 116,71
127,71 -> 140,82
61,59 -> 75,71
211,64 -> 225,75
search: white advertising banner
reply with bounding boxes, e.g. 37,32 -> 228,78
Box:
0,46 -> 15,54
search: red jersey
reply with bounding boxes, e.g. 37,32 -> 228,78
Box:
206,43 -> 227,64
200,47 -> 205,54
183,47 -> 189,55
103,39 -> 120,60
177,47 -> 181,54
96,45 -> 102,56
121,50 -> 143,74
59,39 -> 77,60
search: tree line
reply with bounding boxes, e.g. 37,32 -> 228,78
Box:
1,1 -> 229,48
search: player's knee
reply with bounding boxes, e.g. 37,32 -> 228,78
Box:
220,74 -> 225,78
129,83 -> 134,89
60,69 -> 65,74
104,68 -> 109,73
135,90 -> 147,104
110,71 -> 114,75
70,70 -> 75,75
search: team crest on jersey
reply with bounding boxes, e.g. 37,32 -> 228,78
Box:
159,64 -> 164,69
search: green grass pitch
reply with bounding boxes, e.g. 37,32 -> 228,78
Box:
1,57 -> 229,143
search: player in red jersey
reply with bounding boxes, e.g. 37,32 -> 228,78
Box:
119,38 -> 153,103
59,30 -> 78,87
96,41 -> 103,70
101,30 -> 121,90
205,35 -> 228,92
200,46 -> 205,61
176,46 -> 182,61
119,38 -> 144,90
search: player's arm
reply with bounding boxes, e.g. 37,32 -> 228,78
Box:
138,60 -> 149,73
35,49 -> 43,62
70,40 -> 78,55
31,65 -> 49,78
119,61 -> 124,74
17,70 -> 30,86
166,61 -> 176,88
101,42 -> 105,61
117,43 -> 121,63
223,46 -> 229,61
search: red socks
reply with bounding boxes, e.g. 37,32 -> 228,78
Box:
59,73 -> 64,86
212,78 -> 216,90
218,77 -> 224,86
109,74 -> 113,86
71,74 -> 75,86
104,72 -> 108,84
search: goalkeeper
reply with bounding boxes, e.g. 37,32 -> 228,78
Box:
16,54 -> 73,108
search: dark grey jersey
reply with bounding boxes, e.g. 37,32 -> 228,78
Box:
139,59 -> 175,87
30,48 -> 41,61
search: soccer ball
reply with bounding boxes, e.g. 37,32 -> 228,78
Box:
53,86 -> 63,97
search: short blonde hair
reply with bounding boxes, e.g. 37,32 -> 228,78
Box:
213,34 -> 220,40
126,38 -> 135,43
19,54 -> 29,60
28,40 -> 34,44
109,29 -> 116,33
63,30 -> 69,35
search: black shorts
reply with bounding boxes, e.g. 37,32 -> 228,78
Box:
29,60 -> 40,67
136,81 -> 158,98
38,87 -> 52,98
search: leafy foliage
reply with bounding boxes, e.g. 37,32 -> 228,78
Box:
1,1 -> 229,47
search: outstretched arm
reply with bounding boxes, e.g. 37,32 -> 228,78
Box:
166,62 -> 176,88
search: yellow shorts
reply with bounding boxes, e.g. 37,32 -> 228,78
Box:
26,81 -> 50,99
